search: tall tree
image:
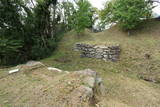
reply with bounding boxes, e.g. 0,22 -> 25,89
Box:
73,0 -> 93,35
0,0 -> 25,64
0,0 -> 64,65
100,0 -> 153,31
61,1 -> 75,30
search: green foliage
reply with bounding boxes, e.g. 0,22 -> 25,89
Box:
100,1 -> 114,25
30,38 -> 57,60
100,0 -> 153,30
0,38 -> 22,64
73,0 -> 93,35
0,0 -> 25,64
0,38 -> 22,55
0,0 -> 96,65
0,0 -> 64,65
61,1 -> 75,30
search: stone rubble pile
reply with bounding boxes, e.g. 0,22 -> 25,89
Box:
9,61 -> 63,74
8,61 -> 105,107
74,43 -> 121,61
66,69 -> 105,107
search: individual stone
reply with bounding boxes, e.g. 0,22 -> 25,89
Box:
74,69 -> 97,77
67,85 -> 93,107
96,49 -> 103,53
47,67 -> 62,72
9,61 -> 45,74
83,77 -> 96,88
20,61 -> 45,72
103,55 -> 108,58
95,55 -> 102,59
95,78 -> 105,95
25,61 -> 44,67
9,69 -> 19,74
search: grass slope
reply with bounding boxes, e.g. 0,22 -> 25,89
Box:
0,20 -> 160,107
42,20 -> 160,106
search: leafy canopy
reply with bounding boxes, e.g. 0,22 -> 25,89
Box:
0,0 -> 95,65
73,0 -> 93,34
0,0 -> 61,65
100,0 -> 153,30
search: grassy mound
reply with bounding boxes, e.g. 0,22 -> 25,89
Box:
41,20 -> 160,106
0,67 -> 104,107
1,20 -> 160,107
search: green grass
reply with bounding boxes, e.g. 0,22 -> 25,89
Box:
42,20 -> 160,76
1,20 -> 160,107
41,20 -> 160,106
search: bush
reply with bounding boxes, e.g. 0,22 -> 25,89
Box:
30,39 -> 57,60
0,38 -> 22,65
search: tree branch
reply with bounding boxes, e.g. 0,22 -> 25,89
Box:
31,0 -> 35,7
149,0 -> 160,3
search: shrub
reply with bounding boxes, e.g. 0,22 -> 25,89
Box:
0,38 -> 22,64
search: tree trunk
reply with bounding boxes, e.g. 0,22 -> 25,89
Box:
51,5 -> 57,39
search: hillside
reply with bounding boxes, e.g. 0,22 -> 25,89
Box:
1,20 -> 160,107
43,20 -> 160,81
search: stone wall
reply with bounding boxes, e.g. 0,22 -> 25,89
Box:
74,43 -> 121,62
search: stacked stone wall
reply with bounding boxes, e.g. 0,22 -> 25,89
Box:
74,43 -> 120,62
